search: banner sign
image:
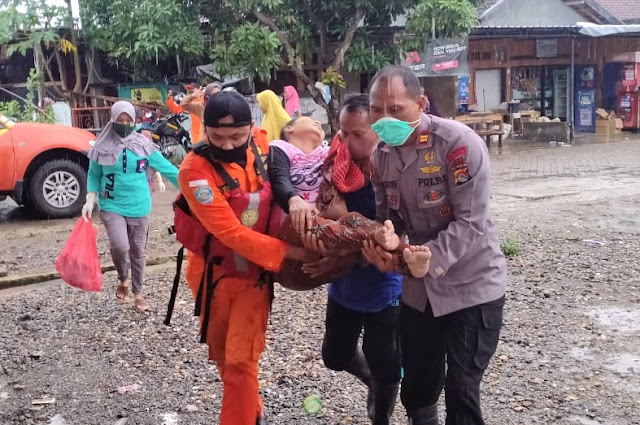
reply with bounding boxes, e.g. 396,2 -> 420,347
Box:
406,37 -> 469,77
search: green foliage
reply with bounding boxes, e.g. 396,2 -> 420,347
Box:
345,34 -> 398,73
210,23 -> 281,82
500,238 -> 522,258
0,0 -> 65,54
403,0 -> 478,52
80,0 -> 204,79
0,100 -> 54,124
320,67 -> 346,90
0,68 -> 55,123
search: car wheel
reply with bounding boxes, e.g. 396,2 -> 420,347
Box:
29,159 -> 87,219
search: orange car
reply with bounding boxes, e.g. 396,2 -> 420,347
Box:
0,113 -> 95,218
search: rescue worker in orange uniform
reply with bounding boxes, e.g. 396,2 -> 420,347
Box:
166,86 -> 204,143
178,91 -> 315,425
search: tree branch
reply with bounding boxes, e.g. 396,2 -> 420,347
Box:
332,4 -> 364,70
300,0 -> 326,64
253,8 -> 312,86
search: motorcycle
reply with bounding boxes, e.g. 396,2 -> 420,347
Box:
141,113 -> 191,167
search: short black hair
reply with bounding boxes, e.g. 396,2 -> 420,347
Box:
279,118 -> 298,141
341,94 -> 370,114
370,65 -> 422,99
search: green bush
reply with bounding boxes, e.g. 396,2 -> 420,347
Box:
500,238 -> 522,258
0,100 -> 54,124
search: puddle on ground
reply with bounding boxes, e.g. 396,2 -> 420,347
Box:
588,307 -> 640,333
569,416 -> 603,425
605,353 -> 640,377
570,347 -> 595,362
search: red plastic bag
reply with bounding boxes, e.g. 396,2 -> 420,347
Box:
55,218 -> 103,291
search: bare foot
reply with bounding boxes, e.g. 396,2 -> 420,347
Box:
116,279 -> 130,302
373,220 -> 400,251
403,245 -> 432,278
134,295 -> 149,312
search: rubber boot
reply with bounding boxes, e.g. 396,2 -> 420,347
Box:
343,346 -> 374,420
407,403 -> 439,425
371,381 -> 400,425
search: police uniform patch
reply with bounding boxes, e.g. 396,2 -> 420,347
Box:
453,165 -> 470,185
194,185 -> 214,204
387,194 -> 399,206
424,150 -> 437,164
420,165 -> 441,174
446,146 -> 468,164
423,190 -> 445,205
419,132 -> 430,144
241,209 -> 259,227
438,205 -> 453,217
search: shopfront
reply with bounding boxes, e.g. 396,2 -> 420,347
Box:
468,25 -> 640,132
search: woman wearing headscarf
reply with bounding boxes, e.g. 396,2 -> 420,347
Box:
256,89 -> 291,142
283,85 -> 301,119
81,101 -> 180,312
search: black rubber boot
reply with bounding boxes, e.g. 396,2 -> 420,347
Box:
370,381 -> 400,425
343,346 -> 374,420
407,403 -> 439,425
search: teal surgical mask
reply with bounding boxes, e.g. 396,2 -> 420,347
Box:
371,117 -> 421,147
135,123 -> 143,132
113,122 -> 135,138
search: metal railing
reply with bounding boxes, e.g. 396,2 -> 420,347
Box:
71,106 -> 112,134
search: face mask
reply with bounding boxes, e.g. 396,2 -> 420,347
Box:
209,140 -> 249,164
371,117 -> 420,147
135,123 -> 143,132
113,122 -> 135,138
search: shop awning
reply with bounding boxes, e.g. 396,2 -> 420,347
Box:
472,23 -> 640,39
577,22 -> 640,37
471,25 -> 581,38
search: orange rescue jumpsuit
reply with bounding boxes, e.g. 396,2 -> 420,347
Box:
178,127 -> 287,425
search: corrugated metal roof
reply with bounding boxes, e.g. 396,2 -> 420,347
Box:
478,0 -> 504,15
594,0 -> 640,22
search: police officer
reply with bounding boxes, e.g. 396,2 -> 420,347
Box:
362,65 -> 507,425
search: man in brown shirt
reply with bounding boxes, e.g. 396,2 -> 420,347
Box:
363,65 -> 507,425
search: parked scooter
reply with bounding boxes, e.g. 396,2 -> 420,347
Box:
141,113 -> 191,167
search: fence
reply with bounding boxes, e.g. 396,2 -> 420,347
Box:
71,106 -> 112,134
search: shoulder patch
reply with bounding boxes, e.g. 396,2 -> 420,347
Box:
446,146 -> 468,164
194,185 -> 214,204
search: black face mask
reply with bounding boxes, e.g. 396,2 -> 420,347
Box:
208,140 -> 249,164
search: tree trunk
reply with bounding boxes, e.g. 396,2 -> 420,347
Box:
33,48 -> 46,106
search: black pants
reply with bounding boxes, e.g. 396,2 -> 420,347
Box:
400,296 -> 505,425
323,297 -> 401,384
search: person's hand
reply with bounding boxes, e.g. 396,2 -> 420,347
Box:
81,192 -> 97,222
302,254 -> 359,278
285,245 -> 321,263
301,232 -> 329,256
288,196 -> 317,234
362,240 -> 398,273
154,172 -> 166,193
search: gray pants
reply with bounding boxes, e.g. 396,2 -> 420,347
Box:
99,211 -> 149,295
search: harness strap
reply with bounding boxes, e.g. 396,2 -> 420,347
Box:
250,139 -> 269,182
164,246 -> 185,326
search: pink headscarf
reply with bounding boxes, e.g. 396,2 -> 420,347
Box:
283,86 -> 301,118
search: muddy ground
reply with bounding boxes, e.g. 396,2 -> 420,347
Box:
0,138 -> 639,425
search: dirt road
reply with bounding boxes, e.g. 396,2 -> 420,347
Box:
1,137 -> 639,424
